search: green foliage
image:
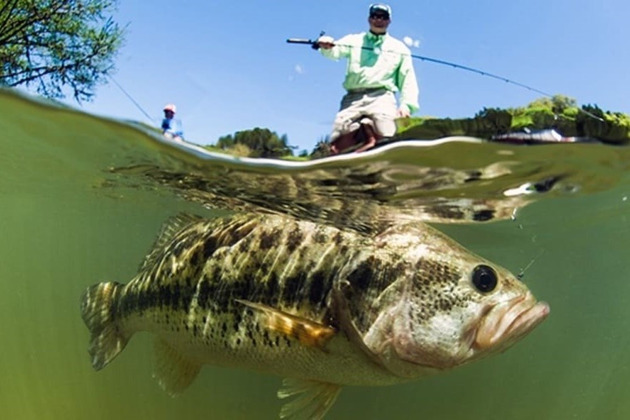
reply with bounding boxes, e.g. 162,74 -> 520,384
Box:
232,143 -> 254,157
509,95 -> 578,131
511,107 -> 556,131
473,107 -> 512,133
309,136 -> 332,159
0,0 -> 124,101
210,96 -> 629,161
215,127 -> 294,158
397,95 -> 630,144
527,94 -> 577,113
574,104 -> 630,141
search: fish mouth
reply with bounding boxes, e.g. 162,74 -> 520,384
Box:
474,293 -> 550,351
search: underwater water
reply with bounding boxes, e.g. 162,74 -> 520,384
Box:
1,88 -> 629,420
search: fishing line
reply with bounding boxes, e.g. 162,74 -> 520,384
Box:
287,37 -> 605,122
108,75 -> 154,122
517,249 -> 545,280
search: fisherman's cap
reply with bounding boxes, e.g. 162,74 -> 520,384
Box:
369,3 -> 392,18
163,104 -> 176,113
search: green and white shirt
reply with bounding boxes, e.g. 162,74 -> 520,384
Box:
321,32 -> 420,113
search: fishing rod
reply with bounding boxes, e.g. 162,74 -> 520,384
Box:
287,36 -> 605,122
109,75 -> 154,123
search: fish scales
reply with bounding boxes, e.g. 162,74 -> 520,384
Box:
106,215 -> 394,377
81,213 -> 549,419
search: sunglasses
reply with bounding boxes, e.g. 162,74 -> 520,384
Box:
370,14 -> 390,20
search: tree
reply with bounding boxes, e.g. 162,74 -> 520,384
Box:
526,95 -> 577,114
0,0 -> 124,101
216,134 -> 235,150
310,136 -> 331,159
215,128 -> 294,158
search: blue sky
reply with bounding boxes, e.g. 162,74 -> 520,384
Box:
67,1 -> 630,153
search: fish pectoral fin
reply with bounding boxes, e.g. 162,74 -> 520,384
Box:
235,299 -> 336,349
278,378 -> 342,420
153,338 -> 202,396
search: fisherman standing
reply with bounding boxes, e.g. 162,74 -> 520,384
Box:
161,104 -> 184,141
317,3 -> 419,154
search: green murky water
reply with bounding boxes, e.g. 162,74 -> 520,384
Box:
1,89 -> 629,419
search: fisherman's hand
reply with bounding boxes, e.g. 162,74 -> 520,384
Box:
396,106 -> 411,118
316,35 -> 335,49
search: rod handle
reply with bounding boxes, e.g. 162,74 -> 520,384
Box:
286,38 -> 315,45
286,38 -> 322,50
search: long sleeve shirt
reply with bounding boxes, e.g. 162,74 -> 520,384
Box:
321,32 -> 419,113
161,117 -> 184,137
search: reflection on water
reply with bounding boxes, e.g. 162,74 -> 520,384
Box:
1,89 -> 630,419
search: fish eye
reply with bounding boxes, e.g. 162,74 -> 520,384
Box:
471,265 -> 498,293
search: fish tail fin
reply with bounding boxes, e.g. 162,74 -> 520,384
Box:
80,282 -> 129,370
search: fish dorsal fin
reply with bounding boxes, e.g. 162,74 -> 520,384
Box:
153,338 -> 202,396
140,213 -> 203,271
278,378 -> 342,419
235,299 -> 336,349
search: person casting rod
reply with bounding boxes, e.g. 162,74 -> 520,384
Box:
287,35 -> 604,122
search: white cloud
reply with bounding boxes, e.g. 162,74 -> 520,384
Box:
294,64 -> 304,74
403,36 -> 421,48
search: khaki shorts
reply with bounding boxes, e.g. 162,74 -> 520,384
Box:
330,89 -> 397,141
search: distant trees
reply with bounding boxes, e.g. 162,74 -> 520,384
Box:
211,96 -> 630,160
309,136 -> 332,159
0,0 -> 125,101
216,128 -> 295,158
511,96 -> 630,142
396,95 -> 630,144
526,94 -> 577,114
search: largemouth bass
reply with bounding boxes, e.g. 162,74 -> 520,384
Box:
80,213 -> 549,419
